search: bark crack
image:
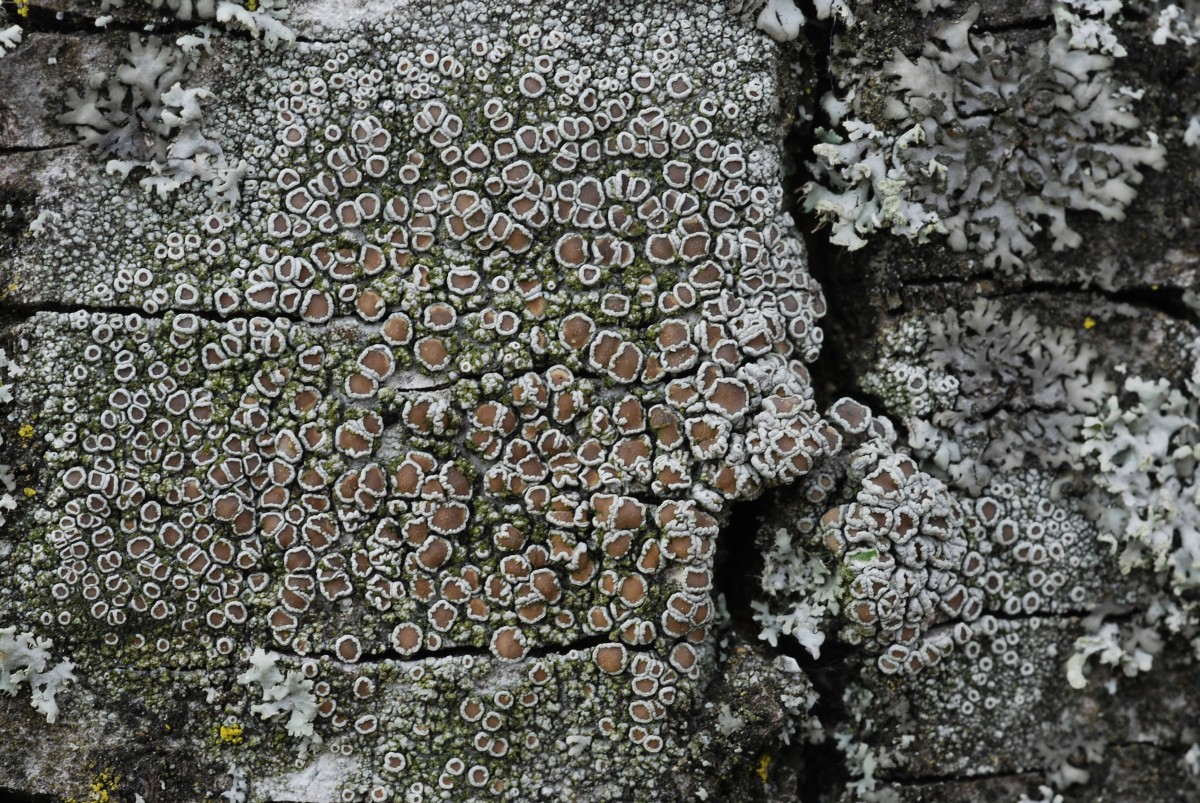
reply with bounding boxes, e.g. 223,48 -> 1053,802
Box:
885,767 -> 1043,787
899,276 -> 1200,330
987,280 -> 1200,330
0,144 -> 76,157
1,298 -> 316,327
269,633 -> 638,665
977,607 -> 1140,622
17,1 -> 327,45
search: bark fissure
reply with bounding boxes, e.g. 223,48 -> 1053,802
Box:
0,299 -> 318,327
991,280 -> 1200,330
0,144 -> 76,157
18,1 -> 324,45
978,608 -> 1141,622
898,275 -> 1200,329
971,18 -> 1056,36
267,633 -> 632,666
0,787 -> 60,803
885,768 -> 1043,787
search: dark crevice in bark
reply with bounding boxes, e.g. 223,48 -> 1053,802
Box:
1109,738 -> 1191,754
713,490 -> 858,802
971,18 -> 1056,36
0,788 -> 58,803
18,2 -> 199,36
0,298 -> 312,327
1111,5 -> 1156,24
886,768 -> 1043,786
986,608 -> 1106,620
18,1 -> 322,44
362,633 -> 616,663
0,144 -> 75,157
784,7 -> 892,438
900,274 -> 1200,329
787,642 -> 857,802
803,250 -> 883,418
766,8 -> 867,801
712,497 -> 765,641
270,633 -> 622,665
992,280 -> 1200,330
979,606 -> 1141,623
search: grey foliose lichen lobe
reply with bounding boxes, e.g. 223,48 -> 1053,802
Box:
861,297 -> 1115,496
1079,346 -> 1200,592
0,22 -> 21,59
3,0 -> 836,799
57,32 -> 249,208
802,1 -> 1168,271
0,625 -> 76,723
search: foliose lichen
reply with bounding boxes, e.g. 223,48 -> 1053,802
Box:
1081,351 -> 1200,591
862,298 -> 1114,495
0,625 -> 76,723
803,2 -> 1167,269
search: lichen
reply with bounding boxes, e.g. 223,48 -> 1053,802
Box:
0,348 -> 19,528
6,0 -> 833,797
804,2 -> 1167,269
1080,350 -> 1200,592
59,33 -> 248,206
0,626 -> 76,724
0,23 -> 21,58
728,0 -> 808,42
862,298 -> 1114,495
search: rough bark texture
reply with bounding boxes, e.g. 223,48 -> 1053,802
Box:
0,1 -> 1198,802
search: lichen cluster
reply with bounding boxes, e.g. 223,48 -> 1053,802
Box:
803,1 -> 1167,269
1152,4 -> 1200,152
3,0 -> 1197,799
1081,352 -> 1200,591
0,348 -> 19,528
96,0 -> 294,44
4,0 -> 831,798
754,397 -> 1145,680
862,298 -> 1114,495
59,33 -> 248,206
0,625 -> 76,723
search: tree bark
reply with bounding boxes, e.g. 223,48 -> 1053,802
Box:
1,1 -> 1198,802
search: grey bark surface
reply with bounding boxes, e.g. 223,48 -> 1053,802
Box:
1,1 -> 1198,802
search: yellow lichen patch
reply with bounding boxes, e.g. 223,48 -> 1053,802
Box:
219,722 -> 245,745
15,0 -> 29,18
755,753 -> 771,783
17,423 -> 33,439
1083,316 -> 1097,330
22,487 -> 35,497
65,769 -> 120,803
